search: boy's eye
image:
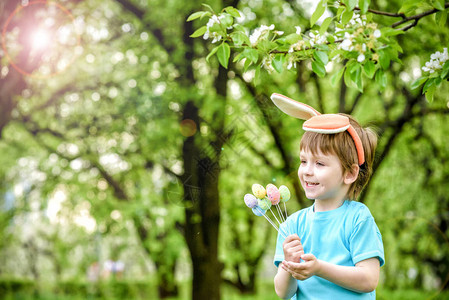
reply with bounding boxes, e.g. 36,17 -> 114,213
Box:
316,162 -> 325,166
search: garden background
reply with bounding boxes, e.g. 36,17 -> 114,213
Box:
1,0 -> 449,299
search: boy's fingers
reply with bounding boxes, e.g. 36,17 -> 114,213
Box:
285,261 -> 303,269
301,253 -> 315,261
284,234 -> 301,244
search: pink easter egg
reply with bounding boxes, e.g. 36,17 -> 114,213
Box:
266,184 -> 280,205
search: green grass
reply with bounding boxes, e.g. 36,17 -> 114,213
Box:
2,279 -> 449,300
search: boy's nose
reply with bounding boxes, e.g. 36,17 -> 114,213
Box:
304,165 -> 313,175
300,163 -> 313,175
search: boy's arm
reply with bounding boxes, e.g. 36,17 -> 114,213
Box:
274,264 -> 298,299
274,234 -> 303,299
282,255 -> 380,293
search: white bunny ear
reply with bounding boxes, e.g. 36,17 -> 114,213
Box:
271,93 -> 321,120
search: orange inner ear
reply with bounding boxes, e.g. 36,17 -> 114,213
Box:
303,114 -> 349,131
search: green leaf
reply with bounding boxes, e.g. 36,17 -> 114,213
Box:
315,44 -> 329,51
378,49 -> 391,70
358,0 -> 370,14
311,0 -> 326,27
347,0 -> 358,10
230,31 -> 249,46
336,6 -> 345,18
187,11 -> 206,22
380,27 -> 405,37
206,45 -> 220,62
201,3 -> 215,13
399,0 -> 419,14
410,77 -> 427,90
190,26 -> 207,38
431,0 -> 445,11
422,78 -> 435,94
243,57 -> 252,70
272,55 -> 284,73
224,6 -> 241,18
425,84 -> 436,102
349,64 -> 363,92
435,10 -> 447,27
232,24 -> 246,32
242,48 -> 259,64
346,60 -> 358,74
221,14 -> 234,28
375,69 -> 387,91
254,66 -> 261,85
344,67 -> 356,89
441,60 -> 449,79
386,46 -> 400,64
353,65 -> 363,92
341,9 -> 354,26
314,51 -> 329,65
284,33 -> 301,44
312,60 -> 326,77
363,60 -> 376,79
217,43 -> 231,68
331,67 -> 345,86
319,17 -> 333,35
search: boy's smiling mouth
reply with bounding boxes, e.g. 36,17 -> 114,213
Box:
306,181 -> 319,187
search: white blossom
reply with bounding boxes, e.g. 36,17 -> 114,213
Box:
308,31 -> 327,47
339,32 -> 353,51
373,29 -> 381,38
357,53 -> 365,62
249,24 -> 275,46
422,48 -> 448,73
203,15 -> 223,43
295,26 -> 302,35
261,55 -> 275,72
347,13 -> 367,27
287,60 -> 297,70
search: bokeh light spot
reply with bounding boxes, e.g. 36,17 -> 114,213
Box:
180,119 -> 197,137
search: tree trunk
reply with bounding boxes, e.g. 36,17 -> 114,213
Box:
155,261 -> 178,298
182,100 -> 224,300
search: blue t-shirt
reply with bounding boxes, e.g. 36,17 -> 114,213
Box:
274,200 -> 385,300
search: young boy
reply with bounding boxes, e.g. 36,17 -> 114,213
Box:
271,94 -> 385,299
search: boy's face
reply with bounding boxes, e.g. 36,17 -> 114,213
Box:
298,149 -> 349,203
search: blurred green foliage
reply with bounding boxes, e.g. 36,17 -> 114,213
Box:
0,0 -> 448,299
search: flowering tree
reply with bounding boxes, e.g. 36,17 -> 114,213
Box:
189,0 -> 449,102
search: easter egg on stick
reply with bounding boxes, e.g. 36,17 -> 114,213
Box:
266,183 -> 280,205
244,194 -> 258,208
257,197 -> 272,210
279,185 -> 291,202
252,206 -> 266,216
252,183 -> 266,199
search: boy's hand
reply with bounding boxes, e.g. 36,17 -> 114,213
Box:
281,253 -> 320,281
282,234 -> 303,263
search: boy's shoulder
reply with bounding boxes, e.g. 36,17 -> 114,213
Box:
345,200 -> 374,221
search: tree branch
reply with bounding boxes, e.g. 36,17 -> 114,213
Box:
392,3 -> 449,30
365,8 -> 404,18
234,71 -> 307,207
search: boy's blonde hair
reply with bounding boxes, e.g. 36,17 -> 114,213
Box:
299,114 -> 377,200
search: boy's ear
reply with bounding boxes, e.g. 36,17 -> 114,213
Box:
344,164 -> 359,185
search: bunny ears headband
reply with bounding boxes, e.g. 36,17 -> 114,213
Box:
270,93 -> 365,166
